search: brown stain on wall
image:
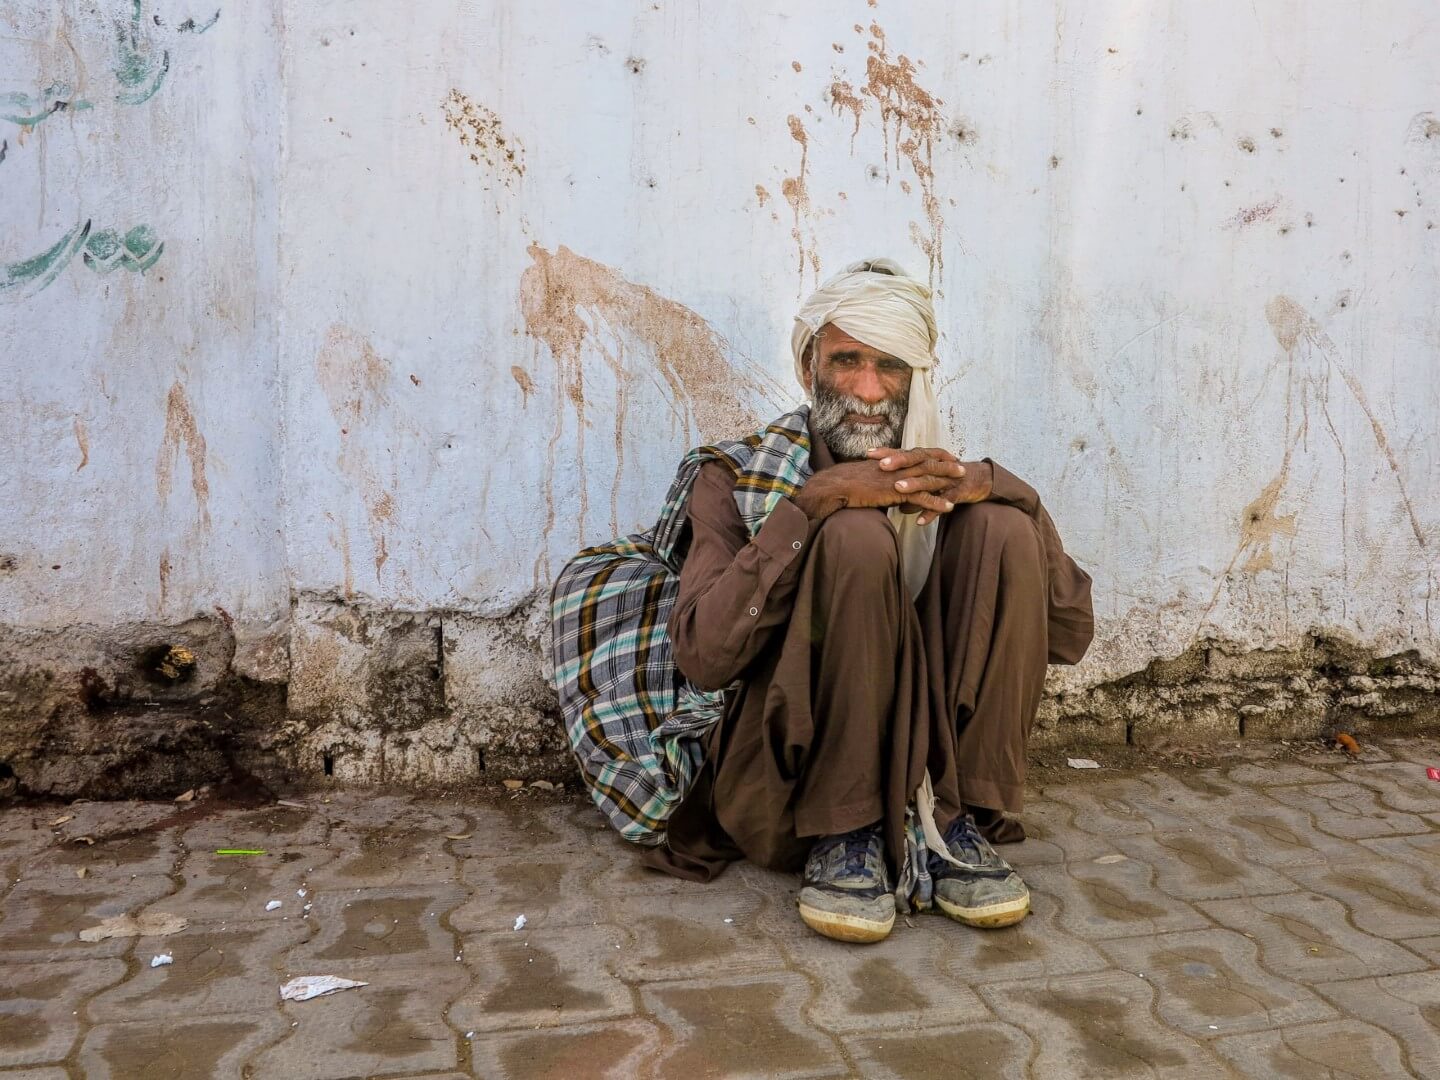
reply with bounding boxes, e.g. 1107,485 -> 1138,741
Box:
1238,466 -> 1298,573
1226,197 -> 1282,229
782,115 -> 819,288
865,22 -> 947,283
510,365 -> 534,404
519,244 -> 781,560
315,326 -> 401,586
442,90 -> 525,185
754,184 -> 770,207
156,382 -> 210,528
1265,295 -> 1425,548
73,416 -> 88,469
827,79 -> 866,148
158,549 -> 171,610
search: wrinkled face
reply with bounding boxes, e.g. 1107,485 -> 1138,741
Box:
803,324 -> 911,460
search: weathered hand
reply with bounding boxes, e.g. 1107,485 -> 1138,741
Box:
791,454 -> 963,521
867,447 -> 994,525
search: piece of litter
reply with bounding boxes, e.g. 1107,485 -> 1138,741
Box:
1208,1024 -> 1218,1030
276,799 -> 308,809
502,779 -> 525,791
266,900 -> 282,911
72,835 -> 95,845
150,953 -> 173,968
75,867 -> 87,879
444,833 -> 473,841
174,789 -> 196,803
724,918 -> 734,924
529,780 -> 556,792
1067,758 -> 1102,770
465,1031 -> 475,1039
1427,767 -> 1440,782
279,975 -> 367,1002
216,849 -> 267,856
513,914 -> 527,931
49,814 -> 74,827
79,912 -> 187,942
1335,732 -> 1361,757
297,889 -> 307,898
1094,854 -> 1128,865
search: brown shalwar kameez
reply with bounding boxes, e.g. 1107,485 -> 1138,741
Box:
643,432 -> 1094,882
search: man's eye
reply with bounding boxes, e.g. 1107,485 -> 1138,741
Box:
880,361 -> 908,373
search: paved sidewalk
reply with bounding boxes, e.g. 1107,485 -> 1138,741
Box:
4,736 -> 1440,1079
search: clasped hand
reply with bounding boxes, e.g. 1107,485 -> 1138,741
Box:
791,447 -> 993,525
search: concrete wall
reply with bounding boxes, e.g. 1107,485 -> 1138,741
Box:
3,1 -> 1438,794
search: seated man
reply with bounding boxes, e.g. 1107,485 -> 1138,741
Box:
549,258 -> 1093,944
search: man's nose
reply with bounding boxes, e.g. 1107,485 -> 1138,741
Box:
851,364 -> 887,404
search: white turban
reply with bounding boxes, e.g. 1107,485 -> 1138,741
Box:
792,258 -> 942,599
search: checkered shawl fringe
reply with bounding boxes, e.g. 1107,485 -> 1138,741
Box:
547,406 -> 815,846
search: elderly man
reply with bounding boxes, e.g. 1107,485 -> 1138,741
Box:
550,259 -> 1093,943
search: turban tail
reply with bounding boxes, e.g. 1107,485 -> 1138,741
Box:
791,258 -> 941,599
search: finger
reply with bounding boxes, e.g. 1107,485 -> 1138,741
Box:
893,463 -> 964,486
905,492 -> 954,516
870,448 -> 926,471
893,474 -> 953,495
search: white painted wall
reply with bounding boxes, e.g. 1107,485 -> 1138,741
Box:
5,1 -> 1439,685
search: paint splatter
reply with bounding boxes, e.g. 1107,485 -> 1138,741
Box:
82,225 -> 165,274
1225,197 -> 1282,229
1,221 -> 92,300
864,23 -> 947,283
782,115 -> 820,288
315,326 -> 401,586
827,79 -> 866,149
74,417 -> 89,470
519,244 -> 786,559
510,365 -> 534,403
177,11 -> 221,34
156,382 -> 211,528
0,83 -> 92,127
443,90 -> 525,184
114,1 -> 172,105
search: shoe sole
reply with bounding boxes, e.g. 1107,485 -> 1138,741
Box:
797,902 -> 895,943
935,892 -> 1031,928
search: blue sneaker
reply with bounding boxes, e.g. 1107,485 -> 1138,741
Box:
928,814 -> 1030,928
797,823 -> 896,943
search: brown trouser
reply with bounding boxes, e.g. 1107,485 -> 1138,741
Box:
650,500 -> 1050,881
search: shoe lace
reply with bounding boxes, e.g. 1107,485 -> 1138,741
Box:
938,814 -> 1010,877
818,824 -> 880,877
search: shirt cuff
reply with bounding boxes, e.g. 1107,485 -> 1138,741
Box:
749,496 -> 812,563
983,458 -> 1039,515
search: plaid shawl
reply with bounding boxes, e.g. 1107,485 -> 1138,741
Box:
547,406 -> 814,844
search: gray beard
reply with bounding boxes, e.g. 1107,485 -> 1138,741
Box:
809,379 -> 909,461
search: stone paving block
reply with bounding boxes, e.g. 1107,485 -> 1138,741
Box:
611,886 -> 786,982
641,972 -> 848,1079
1281,862 -> 1440,940
1381,737 -> 1440,768
932,888 -> 1109,985
782,921 -> 989,1034
287,884 -> 467,969
453,852 -> 605,934
1224,761 -> 1340,787
438,801 -> 587,865
1197,892 -> 1429,982
0,810 -> 68,864
159,849 -> 332,924
450,924 -> 634,1033
977,970 -> 1225,1078
253,983 -> 461,1079
305,800 -> 469,889
466,1018 -> 664,1079
178,801 -> 331,851
588,841 -> 711,897
0,959 -> 125,1068
840,1021 -> 1033,1080
1342,761 -> 1440,820
1038,777 -> 1194,837
1207,799 -> 1374,869
0,1070 -> 68,1080
1007,797 -> 1116,864
0,873 -> 173,961
1110,828 -> 1297,900
1020,860 -> 1210,941
89,920 -> 309,1021
1317,974 -> 1440,1077
1213,1018 -> 1412,1078
1358,831 -> 1440,873
1098,928 -> 1336,1037
18,824 -> 181,883
1268,781 -> 1432,839
77,1013 -> 288,1080
1395,935 -> 1440,967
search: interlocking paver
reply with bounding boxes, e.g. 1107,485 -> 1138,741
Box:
1098,928 -> 1336,1036
1196,893 -> 1429,982
640,972 -> 848,1079
840,1022 -> 1033,1080
977,970 -> 1226,1077
6,736 -> 1440,1078
0,959 -> 126,1068
1213,1018 -> 1412,1078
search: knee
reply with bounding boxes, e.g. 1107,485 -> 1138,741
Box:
949,503 -> 1044,570
812,508 -> 899,577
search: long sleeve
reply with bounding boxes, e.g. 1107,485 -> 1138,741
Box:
983,458 -> 1096,665
668,462 -> 818,691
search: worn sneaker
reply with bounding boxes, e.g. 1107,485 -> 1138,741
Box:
928,813 -> 1030,928
797,823 -> 896,943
